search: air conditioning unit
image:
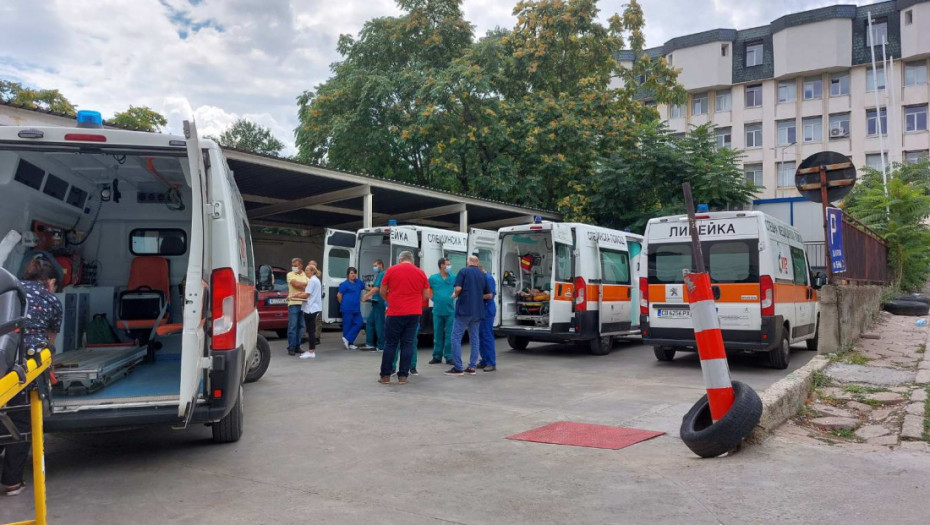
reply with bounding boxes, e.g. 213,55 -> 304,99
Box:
829,127 -> 848,138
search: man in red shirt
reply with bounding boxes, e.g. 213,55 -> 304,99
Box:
378,250 -> 429,384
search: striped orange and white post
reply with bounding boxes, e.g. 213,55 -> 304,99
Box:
684,271 -> 734,422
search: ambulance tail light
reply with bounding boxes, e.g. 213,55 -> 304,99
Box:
760,275 -> 775,317
574,277 -> 587,311
211,267 -> 238,351
639,277 -> 649,315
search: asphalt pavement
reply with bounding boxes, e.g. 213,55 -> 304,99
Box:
3,336 -> 928,524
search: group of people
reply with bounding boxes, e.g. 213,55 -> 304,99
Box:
284,251 -> 498,383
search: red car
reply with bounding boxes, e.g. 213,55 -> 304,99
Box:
257,265 -> 290,338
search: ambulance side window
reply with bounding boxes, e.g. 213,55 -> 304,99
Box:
555,243 -> 573,282
329,249 -> 351,278
707,241 -> 757,283
790,247 -> 809,285
600,250 -> 631,284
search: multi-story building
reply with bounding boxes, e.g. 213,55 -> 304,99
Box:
619,1 -> 930,198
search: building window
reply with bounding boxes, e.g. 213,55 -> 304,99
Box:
830,72 -> 850,96
865,153 -> 884,171
746,43 -> 763,67
692,92 -> 708,116
867,108 -> 888,136
777,161 -> 796,188
777,119 -> 797,146
744,163 -> 763,187
905,61 -> 928,86
669,102 -> 686,119
802,116 -> 822,143
905,151 -> 928,164
715,90 -> 732,112
645,100 -> 658,108
715,127 -> 732,149
667,54 -> 674,66
866,19 -> 887,47
745,84 -> 762,108
866,69 -> 886,92
905,105 -> 928,132
829,113 -> 851,138
803,76 -> 822,100
777,80 -> 796,103
721,43 -> 729,57
745,123 -> 763,148
905,10 -> 913,25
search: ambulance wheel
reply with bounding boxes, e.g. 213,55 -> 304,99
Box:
508,336 -> 530,351
680,380 -> 763,458
768,329 -> 791,370
245,335 -> 271,383
589,335 -> 613,356
212,386 -> 243,443
806,318 -> 819,351
275,329 -> 288,339
653,346 -> 676,361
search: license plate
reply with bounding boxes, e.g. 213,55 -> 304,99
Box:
657,308 -> 690,319
267,298 -> 287,306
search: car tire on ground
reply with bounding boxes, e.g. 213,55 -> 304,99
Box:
680,380 -> 763,458
884,300 -> 930,317
589,335 -> 613,356
245,335 -> 271,383
508,336 -> 530,351
653,346 -> 676,361
768,328 -> 791,370
212,386 -> 243,444
805,318 -> 819,352
895,294 -> 930,306
275,328 -> 288,339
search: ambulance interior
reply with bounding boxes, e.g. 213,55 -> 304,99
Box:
499,231 -> 554,328
357,232 -> 391,287
0,147 -> 194,410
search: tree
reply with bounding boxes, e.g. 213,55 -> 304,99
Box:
209,119 -> 286,156
0,79 -> 76,116
109,106 -> 167,132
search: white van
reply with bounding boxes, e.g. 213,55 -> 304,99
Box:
641,211 -> 826,369
496,221 -> 644,355
0,115 -> 266,442
322,225 -> 489,332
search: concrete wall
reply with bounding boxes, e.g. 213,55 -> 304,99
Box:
773,19 -> 852,78
901,2 -> 930,61
668,41 -> 732,91
818,284 -> 886,353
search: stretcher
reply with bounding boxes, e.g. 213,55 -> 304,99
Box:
52,344 -> 146,395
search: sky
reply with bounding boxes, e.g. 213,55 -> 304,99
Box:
0,0 -> 842,155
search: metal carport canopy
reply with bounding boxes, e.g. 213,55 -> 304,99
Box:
224,149 -> 561,232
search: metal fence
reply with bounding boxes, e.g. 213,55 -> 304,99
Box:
805,211 -> 890,285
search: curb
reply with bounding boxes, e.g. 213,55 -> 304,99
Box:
747,355 -> 831,443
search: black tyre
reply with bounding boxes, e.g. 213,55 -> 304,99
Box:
680,380 -> 763,458
245,335 -> 271,383
768,328 -> 791,369
653,346 -> 676,361
884,300 -> 930,317
590,335 -> 613,356
508,336 -> 530,350
895,294 -> 930,306
805,317 -> 819,352
212,386 -> 243,443
275,328 -> 288,339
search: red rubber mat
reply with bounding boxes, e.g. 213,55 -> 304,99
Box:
506,422 -> 665,450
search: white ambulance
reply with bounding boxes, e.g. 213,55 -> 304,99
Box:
496,221 -> 644,355
640,211 -> 826,369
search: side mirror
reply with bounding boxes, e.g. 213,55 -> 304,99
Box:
257,265 -> 274,291
812,272 -> 827,290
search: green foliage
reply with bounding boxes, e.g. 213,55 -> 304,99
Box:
845,161 -> 930,291
296,0 -> 701,219
0,79 -> 76,116
109,105 -> 167,132
209,119 -> 285,156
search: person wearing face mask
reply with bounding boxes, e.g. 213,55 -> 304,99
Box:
286,258 -> 309,355
361,259 -> 385,352
337,267 -> 366,350
307,259 -> 323,346
428,257 -> 455,365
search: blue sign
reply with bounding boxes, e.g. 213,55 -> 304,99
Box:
827,207 -> 846,273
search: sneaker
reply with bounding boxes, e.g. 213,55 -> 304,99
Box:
398,376 -> 408,384
377,347 -> 384,352
4,482 -> 25,496
378,376 -> 391,384
483,365 -> 496,372
465,367 -> 477,375
287,348 -> 296,356
299,351 -> 315,359
348,344 -> 359,350
444,367 -> 464,376
358,345 -> 373,351
476,362 -> 487,369
341,337 -> 350,349
409,368 -> 419,375
428,358 -> 442,364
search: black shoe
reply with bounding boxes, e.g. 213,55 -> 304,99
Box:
483,365 -> 496,372
409,368 -> 419,375
476,362 -> 487,369
287,348 -> 296,356
465,367 -> 477,375
444,367 -> 464,376
429,358 -> 442,364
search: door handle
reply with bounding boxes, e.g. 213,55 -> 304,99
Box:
712,286 -> 721,301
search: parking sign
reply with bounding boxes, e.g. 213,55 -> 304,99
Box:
827,207 -> 846,273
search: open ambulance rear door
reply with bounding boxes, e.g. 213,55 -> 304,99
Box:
322,229 -> 357,324
390,226 -> 419,264
595,237 -> 634,335
469,227 -> 500,324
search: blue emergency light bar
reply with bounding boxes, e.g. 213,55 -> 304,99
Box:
76,110 -> 103,129
696,204 -> 710,213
